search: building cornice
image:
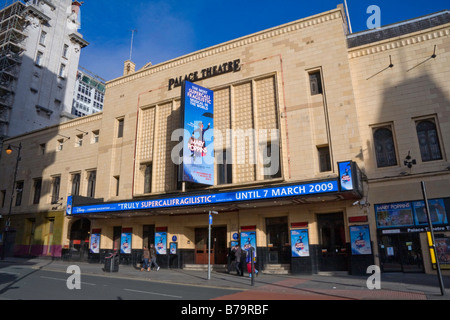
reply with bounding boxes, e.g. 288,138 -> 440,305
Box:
106,7 -> 345,88
348,23 -> 450,59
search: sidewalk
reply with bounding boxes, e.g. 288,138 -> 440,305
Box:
1,257 -> 449,300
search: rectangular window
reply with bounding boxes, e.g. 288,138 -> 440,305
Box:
1,190 -> 6,208
114,176 -> 120,196
318,145 -> 332,172
57,139 -> 64,151
39,143 -> 46,155
117,118 -> 124,138
62,44 -> 69,58
58,64 -> 66,78
217,149 -> 232,185
309,70 -> 323,95
71,173 -> 80,196
32,178 -> 42,204
51,176 -> 61,204
87,170 -> 96,198
35,51 -> 43,66
39,31 -> 46,45
91,130 -> 99,143
15,180 -> 24,206
144,164 -> 152,193
75,134 -> 83,147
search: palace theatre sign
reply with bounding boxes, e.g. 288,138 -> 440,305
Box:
168,59 -> 241,90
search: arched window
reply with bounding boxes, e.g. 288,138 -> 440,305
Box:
373,127 -> 397,167
416,120 -> 442,162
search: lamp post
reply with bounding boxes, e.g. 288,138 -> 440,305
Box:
208,210 -> 218,280
1,143 -> 22,260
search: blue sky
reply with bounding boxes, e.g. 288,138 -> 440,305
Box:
78,0 -> 449,82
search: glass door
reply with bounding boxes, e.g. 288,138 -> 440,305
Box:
379,233 -> 424,273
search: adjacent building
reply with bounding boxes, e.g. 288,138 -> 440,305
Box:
0,0 -> 88,147
71,67 -> 106,117
0,5 -> 449,276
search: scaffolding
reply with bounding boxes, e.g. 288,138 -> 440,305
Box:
0,0 -> 27,141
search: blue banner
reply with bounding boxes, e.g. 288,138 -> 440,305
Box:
182,81 -> 214,185
338,161 -> 353,191
68,180 -> 339,215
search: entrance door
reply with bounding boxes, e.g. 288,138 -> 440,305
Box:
317,213 -> 347,272
69,218 -> 91,260
266,217 -> 290,264
379,233 -> 423,272
195,227 -> 227,264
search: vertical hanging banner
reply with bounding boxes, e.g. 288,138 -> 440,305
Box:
181,81 -> 214,185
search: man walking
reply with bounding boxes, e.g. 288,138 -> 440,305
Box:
234,244 -> 242,276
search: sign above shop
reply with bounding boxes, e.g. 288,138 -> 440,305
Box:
66,160 -> 363,216
168,59 -> 241,90
67,179 -> 339,215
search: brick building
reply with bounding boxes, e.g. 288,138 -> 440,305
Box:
1,6 -> 449,275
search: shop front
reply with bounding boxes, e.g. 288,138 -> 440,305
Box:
66,161 -> 373,275
375,198 -> 450,273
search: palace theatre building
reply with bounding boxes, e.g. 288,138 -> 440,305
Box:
1,6 -> 450,276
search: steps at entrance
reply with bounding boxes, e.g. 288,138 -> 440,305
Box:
183,264 -> 227,272
262,264 -> 290,274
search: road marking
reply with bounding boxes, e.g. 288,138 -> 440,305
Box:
124,288 -> 182,299
40,276 -> 96,286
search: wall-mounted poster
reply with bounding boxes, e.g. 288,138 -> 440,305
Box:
181,81 -> 214,185
375,202 -> 415,228
170,242 -> 177,255
240,231 -> 256,252
90,232 -> 100,254
120,232 -> 131,254
435,235 -> 450,270
291,229 -> 310,257
350,225 -> 372,255
413,199 -> 448,226
155,232 -> 167,255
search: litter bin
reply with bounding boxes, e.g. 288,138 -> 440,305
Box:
104,253 -> 119,272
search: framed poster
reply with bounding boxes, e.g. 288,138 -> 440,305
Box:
90,232 -> 100,254
120,232 -> 131,254
350,225 -> 372,255
240,231 -> 256,252
155,232 -> 167,255
170,242 -> 177,255
291,229 -> 310,257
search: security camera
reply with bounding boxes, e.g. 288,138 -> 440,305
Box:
352,200 -> 360,206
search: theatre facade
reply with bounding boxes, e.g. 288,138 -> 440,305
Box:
1,6 -> 449,275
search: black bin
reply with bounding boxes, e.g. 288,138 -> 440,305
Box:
104,254 -> 119,272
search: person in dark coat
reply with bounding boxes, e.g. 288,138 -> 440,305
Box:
141,246 -> 150,272
234,244 -> 243,276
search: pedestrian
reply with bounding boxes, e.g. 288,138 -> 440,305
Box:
141,245 -> 150,272
149,243 -> 160,271
246,247 -> 258,277
234,244 -> 242,276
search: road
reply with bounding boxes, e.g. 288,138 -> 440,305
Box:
0,264 -> 241,300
